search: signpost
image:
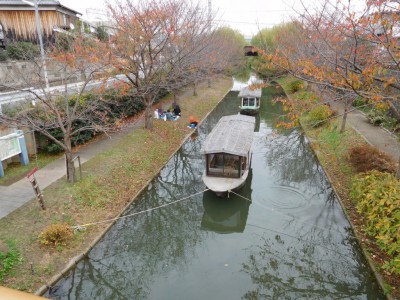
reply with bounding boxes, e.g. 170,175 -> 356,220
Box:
0,130 -> 29,177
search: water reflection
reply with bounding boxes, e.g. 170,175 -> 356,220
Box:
201,169 -> 253,234
46,82 -> 385,300
242,227 -> 381,299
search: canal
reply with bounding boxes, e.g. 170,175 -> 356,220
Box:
47,84 -> 385,299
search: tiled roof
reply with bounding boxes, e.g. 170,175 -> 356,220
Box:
238,86 -> 262,98
0,0 -> 82,15
0,0 -> 60,5
201,114 -> 255,157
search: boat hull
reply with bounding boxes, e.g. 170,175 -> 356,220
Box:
202,170 -> 249,197
239,108 -> 259,115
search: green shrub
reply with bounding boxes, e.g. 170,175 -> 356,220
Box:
287,80 -> 303,93
39,223 -> 73,247
350,171 -> 400,275
367,110 -> 385,125
6,41 -> 40,60
349,144 -> 396,174
382,116 -> 399,132
0,240 -> 22,281
0,50 -> 8,61
46,142 -> 64,154
307,104 -> 334,127
96,26 -> 109,42
54,32 -> 75,51
352,97 -> 367,108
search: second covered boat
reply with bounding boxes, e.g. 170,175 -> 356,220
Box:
238,86 -> 261,115
200,114 -> 255,197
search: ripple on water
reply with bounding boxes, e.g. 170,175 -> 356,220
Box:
268,185 -> 310,210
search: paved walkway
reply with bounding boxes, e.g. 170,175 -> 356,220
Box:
0,97 -> 399,219
0,116 -> 146,219
331,102 -> 400,161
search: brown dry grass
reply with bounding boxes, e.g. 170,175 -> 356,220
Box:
349,144 -> 397,174
0,78 -> 232,293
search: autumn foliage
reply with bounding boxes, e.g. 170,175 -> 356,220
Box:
255,0 -> 400,132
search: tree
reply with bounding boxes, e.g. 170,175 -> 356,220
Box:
175,26 -> 246,96
211,27 -> 247,77
254,0 -> 400,176
107,0 -> 214,129
251,23 -> 300,79
0,35 -> 114,183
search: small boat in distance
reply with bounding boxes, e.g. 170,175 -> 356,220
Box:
238,86 -> 261,115
200,114 -> 255,197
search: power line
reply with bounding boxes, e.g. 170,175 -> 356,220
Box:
218,19 -> 285,26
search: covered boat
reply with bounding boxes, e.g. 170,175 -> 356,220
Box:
200,114 -> 255,197
238,86 -> 261,115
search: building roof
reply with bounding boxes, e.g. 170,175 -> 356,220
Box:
0,0 -> 82,15
238,86 -> 262,98
201,114 -> 255,156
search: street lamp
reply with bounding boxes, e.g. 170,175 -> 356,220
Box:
22,0 -> 50,90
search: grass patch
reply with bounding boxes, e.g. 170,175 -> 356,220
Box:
301,119 -> 365,189
0,78 -> 232,292
0,152 -> 62,186
0,240 -> 23,281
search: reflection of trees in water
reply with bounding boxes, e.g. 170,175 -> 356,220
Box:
48,138 -> 208,299
254,128 -> 351,248
259,130 -> 337,207
265,131 -> 324,186
241,227 -> 384,300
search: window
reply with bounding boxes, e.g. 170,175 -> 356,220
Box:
243,98 -> 255,107
207,153 -> 241,178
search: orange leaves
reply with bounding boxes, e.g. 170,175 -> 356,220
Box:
383,77 -> 397,88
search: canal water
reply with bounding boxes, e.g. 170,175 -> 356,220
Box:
47,84 -> 385,299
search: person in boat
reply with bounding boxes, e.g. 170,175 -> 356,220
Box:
188,115 -> 199,128
173,104 -> 181,117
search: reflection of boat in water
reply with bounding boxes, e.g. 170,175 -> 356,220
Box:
200,114 -> 255,197
238,86 -> 261,115
201,192 -> 251,233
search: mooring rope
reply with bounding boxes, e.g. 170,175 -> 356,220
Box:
228,190 -> 251,202
72,188 -> 209,231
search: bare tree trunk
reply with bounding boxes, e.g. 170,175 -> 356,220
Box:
208,77 -> 211,88
387,100 -> 400,122
340,98 -> 348,133
64,138 -> 76,183
173,92 -> 178,106
193,81 -> 197,96
144,95 -> 154,129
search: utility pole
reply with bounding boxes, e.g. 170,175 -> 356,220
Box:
22,0 -> 50,90
208,0 -> 211,23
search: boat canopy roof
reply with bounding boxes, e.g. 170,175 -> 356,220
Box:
200,114 -> 255,156
238,86 -> 262,98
